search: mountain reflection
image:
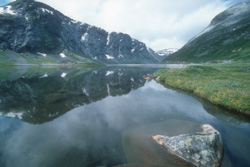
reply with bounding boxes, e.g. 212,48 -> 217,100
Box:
0,66 -> 250,167
0,66 -> 158,124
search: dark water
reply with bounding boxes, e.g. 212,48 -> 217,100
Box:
0,65 -> 249,167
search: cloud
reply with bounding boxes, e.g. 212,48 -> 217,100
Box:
31,0 -> 247,49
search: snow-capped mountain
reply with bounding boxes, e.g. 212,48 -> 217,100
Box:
163,1 -> 250,63
156,48 -> 178,58
0,0 -> 160,64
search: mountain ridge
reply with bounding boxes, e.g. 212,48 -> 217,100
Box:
0,0 -> 161,64
163,1 -> 250,63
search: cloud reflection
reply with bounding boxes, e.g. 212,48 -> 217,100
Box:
1,80 -> 217,167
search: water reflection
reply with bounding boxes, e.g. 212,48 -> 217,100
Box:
0,66 -> 249,167
0,66 -> 157,124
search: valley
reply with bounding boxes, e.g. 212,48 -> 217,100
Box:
0,0 -> 250,167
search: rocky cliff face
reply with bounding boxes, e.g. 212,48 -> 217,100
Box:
0,0 -> 160,64
163,1 -> 250,63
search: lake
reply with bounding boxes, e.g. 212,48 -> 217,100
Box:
0,65 -> 249,167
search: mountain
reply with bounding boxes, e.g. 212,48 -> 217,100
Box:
0,0 -> 160,64
163,1 -> 250,63
155,48 -> 178,60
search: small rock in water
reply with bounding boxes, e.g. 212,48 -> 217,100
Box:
153,124 -> 224,167
155,76 -> 161,81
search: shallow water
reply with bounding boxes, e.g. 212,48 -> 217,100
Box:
0,65 -> 249,167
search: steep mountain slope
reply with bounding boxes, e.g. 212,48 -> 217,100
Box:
0,0 -> 160,64
163,1 -> 250,63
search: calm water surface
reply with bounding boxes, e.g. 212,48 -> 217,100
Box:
0,65 -> 249,167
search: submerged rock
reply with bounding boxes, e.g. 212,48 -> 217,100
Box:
153,124 -> 224,167
122,120 -> 201,167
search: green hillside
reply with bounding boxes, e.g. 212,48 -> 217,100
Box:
163,2 -> 250,63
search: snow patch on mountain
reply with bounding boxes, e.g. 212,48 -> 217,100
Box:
60,53 -> 66,58
0,5 -> 16,15
106,33 -> 110,45
41,8 -> 54,15
105,54 -> 114,60
81,32 -> 88,41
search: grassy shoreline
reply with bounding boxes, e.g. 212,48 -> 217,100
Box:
154,63 -> 250,116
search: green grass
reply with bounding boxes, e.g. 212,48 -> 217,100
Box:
0,50 -> 101,66
155,63 -> 250,115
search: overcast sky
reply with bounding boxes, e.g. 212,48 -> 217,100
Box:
1,0 -> 246,50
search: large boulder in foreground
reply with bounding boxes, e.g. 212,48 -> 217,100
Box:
153,124 -> 224,167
